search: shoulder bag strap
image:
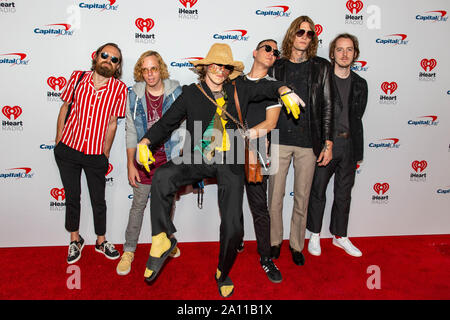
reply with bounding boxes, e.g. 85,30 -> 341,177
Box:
65,71 -> 86,124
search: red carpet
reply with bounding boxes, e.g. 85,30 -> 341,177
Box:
1,235 -> 449,300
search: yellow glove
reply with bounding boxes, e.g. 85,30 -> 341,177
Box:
136,143 -> 155,173
280,90 -> 304,119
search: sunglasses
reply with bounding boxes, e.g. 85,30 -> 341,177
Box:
296,29 -> 315,39
210,64 -> 234,73
100,52 -> 120,64
142,66 -> 159,74
257,44 -> 281,58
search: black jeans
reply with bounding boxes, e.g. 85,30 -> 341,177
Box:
54,143 -> 109,236
244,175 -> 271,258
150,153 -> 244,281
307,137 -> 357,237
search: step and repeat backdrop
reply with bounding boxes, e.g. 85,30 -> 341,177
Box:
1,0 -> 449,247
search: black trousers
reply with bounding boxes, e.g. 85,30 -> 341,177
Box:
54,143 -> 109,236
150,153 -> 245,281
244,175 -> 271,258
307,138 -> 356,237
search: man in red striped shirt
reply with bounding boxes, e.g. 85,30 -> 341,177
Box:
54,43 -> 128,264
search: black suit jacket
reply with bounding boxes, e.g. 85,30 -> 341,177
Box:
333,70 -> 368,162
143,77 -> 283,171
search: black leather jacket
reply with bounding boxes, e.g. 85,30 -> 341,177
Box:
269,56 -> 334,157
333,70 -> 368,162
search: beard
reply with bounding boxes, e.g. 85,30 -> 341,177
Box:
94,60 -> 115,78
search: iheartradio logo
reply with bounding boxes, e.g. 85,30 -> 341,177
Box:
179,0 -> 197,8
381,82 -> 398,95
50,188 -> 65,201
346,0 -> 364,14
314,24 -> 323,36
106,163 -> 113,176
412,160 -> 427,173
135,18 -> 155,32
373,183 -> 389,195
420,59 -> 437,72
47,76 -> 67,91
2,106 -> 22,120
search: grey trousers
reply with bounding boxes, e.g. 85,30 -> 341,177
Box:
123,182 -> 151,253
268,144 -> 317,252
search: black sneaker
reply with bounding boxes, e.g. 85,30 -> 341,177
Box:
95,240 -> 120,260
237,241 -> 244,253
260,256 -> 282,283
67,235 -> 85,264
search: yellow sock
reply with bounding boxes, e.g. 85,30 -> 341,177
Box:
144,232 -> 170,278
216,269 -> 234,298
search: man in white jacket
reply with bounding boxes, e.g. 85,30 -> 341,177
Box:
116,51 -> 184,275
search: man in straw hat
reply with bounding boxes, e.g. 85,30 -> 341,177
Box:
136,43 -> 303,298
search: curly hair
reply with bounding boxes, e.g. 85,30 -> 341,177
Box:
329,33 -> 360,66
281,16 -> 318,60
133,50 -> 169,82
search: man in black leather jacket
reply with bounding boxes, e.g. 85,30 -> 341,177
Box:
307,33 -> 368,258
268,15 -> 334,267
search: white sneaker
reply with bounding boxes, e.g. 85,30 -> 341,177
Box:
308,233 -> 321,256
332,236 -> 362,257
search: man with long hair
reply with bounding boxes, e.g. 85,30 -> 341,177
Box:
307,33 -> 368,257
268,16 -> 334,267
116,50 -> 183,276
54,43 -> 128,264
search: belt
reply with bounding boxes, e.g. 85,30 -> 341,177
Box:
336,132 -> 350,139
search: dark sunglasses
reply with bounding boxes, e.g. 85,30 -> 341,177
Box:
100,52 -> 120,64
257,44 -> 281,58
215,64 -> 235,72
296,29 -> 315,39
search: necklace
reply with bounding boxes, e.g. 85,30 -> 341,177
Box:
146,91 -> 163,110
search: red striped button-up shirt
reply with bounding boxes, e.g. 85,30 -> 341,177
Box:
60,71 -> 127,155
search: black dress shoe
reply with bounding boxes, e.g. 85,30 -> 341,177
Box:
270,244 -> 281,259
290,246 -> 305,266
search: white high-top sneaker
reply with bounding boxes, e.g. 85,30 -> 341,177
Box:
332,236 -> 362,257
308,233 -> 321,256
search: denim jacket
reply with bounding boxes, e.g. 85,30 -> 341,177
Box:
125,79 -> 184,161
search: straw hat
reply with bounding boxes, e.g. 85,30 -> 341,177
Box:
190,43 -> 244,80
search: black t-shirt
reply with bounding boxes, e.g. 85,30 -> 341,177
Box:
244,75 -> 281,128
333,74 -> 351,136
276,60 -> 312,147
244,75 -> 281,164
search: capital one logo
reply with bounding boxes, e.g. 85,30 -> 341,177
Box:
179,0 -> 197,8
373,182 -> 389,195
314,24 -> 323,36
420,59 -> 437,71
381,82 -> 398,95
213,29 -> 249,41
346,0 -> 364,14
34,23 -> 74,36
47,76 -> 67,91
0,53 -> 29,66
408,115 -> 438,126
412,160 -> 427,173
50,188 -> 65,201
170,57 -> 203,68
135,18 -> 154,32
2,106 -> 22,120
